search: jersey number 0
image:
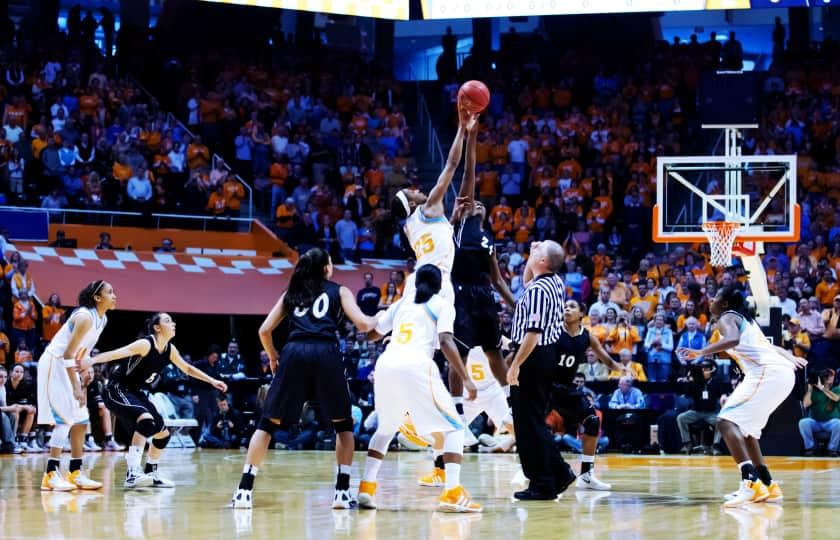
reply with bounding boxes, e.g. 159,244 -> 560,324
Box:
293,293 -> 330,318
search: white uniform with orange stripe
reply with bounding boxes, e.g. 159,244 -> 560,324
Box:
372,295 -> 463,437
37,308 -> 107,425
402,206 -> 455,304
462,347 -> 511,428
718,311 -> 795,439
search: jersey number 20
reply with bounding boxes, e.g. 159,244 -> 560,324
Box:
293,293 -> 330,319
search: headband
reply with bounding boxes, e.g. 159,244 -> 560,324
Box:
93,280 -> 105,294
395,190 -> 411,217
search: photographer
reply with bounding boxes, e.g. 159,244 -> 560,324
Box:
200,394 -> 245,449
676,359 -> 730,455
799,368 -> 840,457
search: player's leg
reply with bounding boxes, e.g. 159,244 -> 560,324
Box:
358,421 -> 400,509
437,422 -> 481,513
98,403 -> 121,450
144,406 -> 174,488
331,417 -> 356,509
38,355 -> 76,491
67,417 -> 102,489
570,393 -> 610,491
744,436 -> 783,502
717,418 -> 769,506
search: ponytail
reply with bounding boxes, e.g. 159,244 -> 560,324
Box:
145,312 -> 164,335
78,280 -> 106,308
719,285 -> 753,322
283,248 -> 330,312
413,264 -> 442,304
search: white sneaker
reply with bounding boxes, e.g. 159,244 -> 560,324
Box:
148,470 -> 175,488
723,480 -> 770,508
478,434 -> 498,447
69,469 -> 103,490
42,471 -> 75,491
84,439 -> 103,452
575,471 -> 612,491
231,488 -> 252,509
28,440 -> 45,453
12,444 -> 24,454
104,440 -> 124,452
124,468 -> 153,489
463,428 -> 479,447
332,489 -> 355,509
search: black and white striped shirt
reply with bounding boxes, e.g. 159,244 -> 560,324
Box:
511,273 -> 566,346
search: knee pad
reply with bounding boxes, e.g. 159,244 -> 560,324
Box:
258,417 -> 281,433
152,432 -> 171,450
48,424 -> 71,449
332,418 -> 354,434
137,417 -> 158,438
582,414 -> 601,437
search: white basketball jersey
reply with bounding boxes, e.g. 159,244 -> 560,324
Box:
404,206 -> 455,275
724,311 -> 792,373
465,347 -> 499,393
45,308 -> 107,360
376,295 -> 455,358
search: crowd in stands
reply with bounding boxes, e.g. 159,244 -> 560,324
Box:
3,14 -> 840,456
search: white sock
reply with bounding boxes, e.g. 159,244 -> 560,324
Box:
338,464 -> 352,476
146,456 -> 159,465
126,446 -> 143,471
498,435 -> 515,451
362,456 -> 382,483
502,385 -> 511,398
444,463 -> 461,490
581,453 -> 595,475
737,460 -> 753,469
243,464 -> 258,476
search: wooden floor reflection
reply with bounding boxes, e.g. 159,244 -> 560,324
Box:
1,451 -> 838,539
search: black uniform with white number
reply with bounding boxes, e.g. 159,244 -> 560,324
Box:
452,214 -> 502,355
262,280 -> 351,424
551,327 -> 596,429
103,336 -> 170,430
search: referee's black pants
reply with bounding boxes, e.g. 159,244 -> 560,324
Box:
511,343 -> 568,494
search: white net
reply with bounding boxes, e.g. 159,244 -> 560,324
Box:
702,221 -> 742,268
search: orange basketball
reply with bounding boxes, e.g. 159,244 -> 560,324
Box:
458,80 -> 490,114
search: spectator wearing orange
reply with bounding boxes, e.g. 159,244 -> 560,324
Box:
379,271 -> 406,298
41,293 -> 65,343
477,163 -> 499,206
607,314 -> 642,355
13,339 -> 32,366
12,290 -> 37,354
207,184 -> 228,216
78,89 -> 100,120
605,272 -> 631,309
586,199 -> 608,235
223,176 -> 245,217
275,197 -> 297,239
187,135 -> 211,171
588,311 -> 609,345
378,282 -> 401,310
269,157 -> 290,214
490,197 -> 512,226
112,156 -> 132,184
513,201 -> 535,231
629,281 -> 658,319
592,244 -> 612,280
0,321 -> 9,366
815,270 -> 839,308
608,349 -> 648,382
10,259 -> 35,302
786,318 -> 811,358
492,212 -> 513,240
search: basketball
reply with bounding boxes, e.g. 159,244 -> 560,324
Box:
458,80 -> 490,113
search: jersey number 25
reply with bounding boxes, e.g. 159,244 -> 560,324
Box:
413,234 -> 435,256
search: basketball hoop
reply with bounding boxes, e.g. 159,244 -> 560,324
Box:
702,221 -> 743,268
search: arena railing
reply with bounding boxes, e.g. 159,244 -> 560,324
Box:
1,205 -> 253,233
126,75 -> 254,222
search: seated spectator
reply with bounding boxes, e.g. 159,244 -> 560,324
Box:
799,368 -> 840,457
676,317 -> 707,366
161,359 -> 196,420
577,349 -> 610,381
218,340 -> 247,404
49,230 -> 77,248
4,364 -> 41,452
154,238 -> 177,253
200,394 -> 245,449
644,314 -> 674,382
784,318 -> 811,358
378,282 -> 401,310
0,323 -> 9,367
608,349 -> 648,382
95,232 -> 115,250
273,402 -> 320,450
676,360 -> 728,455
84,363 -> 122,451
0,367 -> 24,454
12,291 -> 37,354
609,376 -> 646,409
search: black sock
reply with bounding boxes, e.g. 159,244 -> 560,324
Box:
434,455 -> 445,470
239,472 -> 256,490
105,434 -> 114,442
70,458 -> 83,472
581,461 -> 593,475
455,403 -> 464,416
46,459 -> 61,473
755,465 -> 772,485
740,463 -> 758,482
85,433 -> 92,441
144,462 -> 158,474
335,472 -> 350,491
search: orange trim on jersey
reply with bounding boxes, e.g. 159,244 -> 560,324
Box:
428,364 -> 463,430
721,366 -> 766,412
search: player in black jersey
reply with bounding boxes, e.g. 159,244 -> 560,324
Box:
553,300 -> 626,492
231,247 -> 377,510
81,313 -> 227,488
449,120 -> 516,417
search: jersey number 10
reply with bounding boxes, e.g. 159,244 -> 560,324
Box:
557,354 -> 576,368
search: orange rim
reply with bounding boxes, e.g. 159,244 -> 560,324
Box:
652,204 -> 800,244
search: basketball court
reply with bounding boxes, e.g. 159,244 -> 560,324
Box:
2,451 -> 837,539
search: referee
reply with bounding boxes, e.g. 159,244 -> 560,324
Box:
506,240 -> 575,500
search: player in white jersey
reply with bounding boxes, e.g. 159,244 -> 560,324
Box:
37,280 -> 117,492
390,103 -> 478,304
356,265 -> 482,513
464,343 -> 516,453
679,286 -> 806,507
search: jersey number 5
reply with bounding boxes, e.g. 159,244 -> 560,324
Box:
470,364 -> 485,381
396,322 -> 414,344
412,234 -> 435,256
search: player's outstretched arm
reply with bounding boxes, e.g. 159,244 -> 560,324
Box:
82,339 -> 151,371
424,107 -> 472,217
589,333 -> 625,373
457,111 -> 480,204
340,286 -> 377,332
170,344 -> 227,392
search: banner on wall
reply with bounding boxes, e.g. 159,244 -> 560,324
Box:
202,0 -> 409,20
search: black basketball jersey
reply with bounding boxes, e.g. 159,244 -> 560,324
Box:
286,280 -> 343,342
555,327 -> 590,385
111,336 -> 170,391
452,214 -> 494,285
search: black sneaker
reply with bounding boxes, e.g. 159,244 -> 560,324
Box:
513,488 -> 557,501
554,462 -> 576,495
828,450 -> 839,458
